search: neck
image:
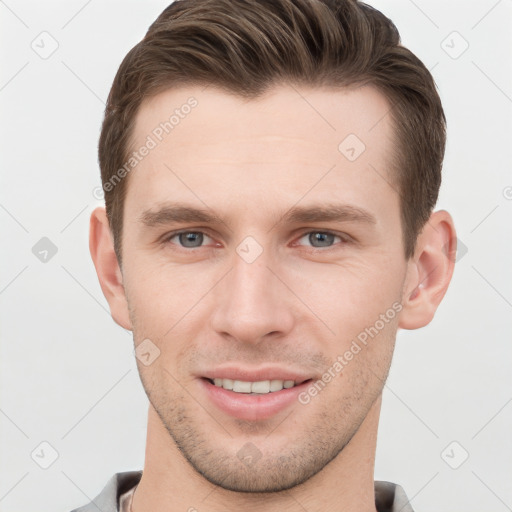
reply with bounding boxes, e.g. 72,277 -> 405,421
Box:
132,396 -> 381,512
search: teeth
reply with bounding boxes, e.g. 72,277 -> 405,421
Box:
270,379 -> 284,392
222,378 -> 234,390
233,380 -> 252,393
214,377 -> 233,390
212,378 -> 297,394
251,380 -> 270,393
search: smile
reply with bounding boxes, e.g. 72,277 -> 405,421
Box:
209,378 -> 298,394
200,374 -> 313,421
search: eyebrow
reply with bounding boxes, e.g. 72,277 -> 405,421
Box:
139,204 -> 223,227
282,204 -> 376,226
138,202 -> 377,228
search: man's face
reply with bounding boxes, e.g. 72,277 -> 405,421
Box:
121,84 -> 408,492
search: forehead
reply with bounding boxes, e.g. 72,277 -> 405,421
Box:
131,83 -> 394,155
125,83 -> 397,225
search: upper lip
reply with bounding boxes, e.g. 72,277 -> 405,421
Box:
200,366 -> 313,385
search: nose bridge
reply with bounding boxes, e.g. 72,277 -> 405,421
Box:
232,245 -> 273,306
210,238 -> 294,343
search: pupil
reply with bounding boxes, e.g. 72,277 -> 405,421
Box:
180,232 -> 203,247
311,232 -> 333,247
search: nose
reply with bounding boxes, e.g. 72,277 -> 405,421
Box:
209,244 -> 295,345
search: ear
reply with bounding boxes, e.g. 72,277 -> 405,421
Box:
89,206 -> 132,330
398,210 -> 457,330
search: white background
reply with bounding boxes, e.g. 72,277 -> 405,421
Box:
1,1 -> 511,511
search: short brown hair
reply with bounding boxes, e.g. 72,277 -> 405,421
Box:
99,0 -> 446,266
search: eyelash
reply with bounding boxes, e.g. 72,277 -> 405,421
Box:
162,229 -> 351,251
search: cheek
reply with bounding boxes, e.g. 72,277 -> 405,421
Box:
125,257 -> 205,320
288,255 -> 404,338
124,259 -> 218,371
124,242 -> 405,352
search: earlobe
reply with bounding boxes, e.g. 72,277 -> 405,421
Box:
89,207 -> 132,331
398,210 -> 457,330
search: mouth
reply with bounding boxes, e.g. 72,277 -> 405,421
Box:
204,377 -> 311,394
198,373 -> 314,421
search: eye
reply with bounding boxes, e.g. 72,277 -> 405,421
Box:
165,230 -> 215,248
296,231 -> 346,249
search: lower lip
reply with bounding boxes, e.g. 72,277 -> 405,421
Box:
200,378 -> 312,421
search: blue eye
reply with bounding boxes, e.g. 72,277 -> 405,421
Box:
163,230 -> 346,251
297,231 -> 343,248
167,231 -> 213,248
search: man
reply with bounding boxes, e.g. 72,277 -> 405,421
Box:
74,0 -> 457,510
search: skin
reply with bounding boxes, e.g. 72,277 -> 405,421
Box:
90,83 -> 456,512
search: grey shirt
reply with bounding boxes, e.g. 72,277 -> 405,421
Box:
70,470 -> 414,512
